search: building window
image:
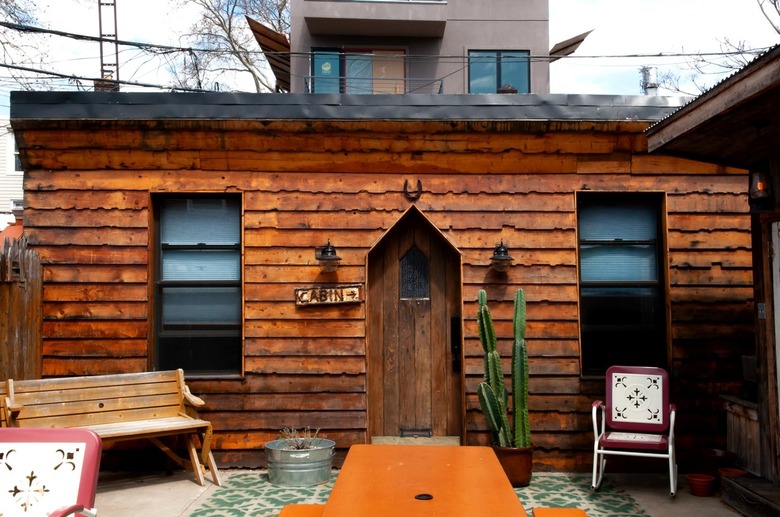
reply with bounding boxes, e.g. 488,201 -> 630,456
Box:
155,195 -> 242,374
13,141 -> 23,172
311,48 -> 406,94
577,193 -> 667,377
468,50 -> 530,94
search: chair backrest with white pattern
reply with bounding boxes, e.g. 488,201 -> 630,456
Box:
0,427 -> 102,517
605,365 -> 670,433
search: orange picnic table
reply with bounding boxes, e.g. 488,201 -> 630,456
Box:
320,444 -> 528,516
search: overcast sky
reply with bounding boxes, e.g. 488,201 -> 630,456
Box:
549,0 -> 779,95
1,0 -> 779,115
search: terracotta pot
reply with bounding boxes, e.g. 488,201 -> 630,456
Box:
687,473 -> 715,497
718,467 -> 747,479
492,445 -> 534,487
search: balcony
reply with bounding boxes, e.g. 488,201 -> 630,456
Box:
303,0 -> 447,38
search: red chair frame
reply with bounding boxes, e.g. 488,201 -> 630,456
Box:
0,427 -> 102,516
591,365 -> 677,496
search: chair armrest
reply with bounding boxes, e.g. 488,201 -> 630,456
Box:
49,504 -> 86,517
591,400 -> 605,439
183,385 -> 205,407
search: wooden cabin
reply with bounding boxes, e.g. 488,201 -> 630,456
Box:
10,91 -> 755,471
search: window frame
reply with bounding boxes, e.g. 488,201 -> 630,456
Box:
152,194 -> 244,377
310,47 -> 407,94
467,49 -> 531,94
576,192 -> 669,377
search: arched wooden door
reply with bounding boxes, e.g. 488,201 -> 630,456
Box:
367,207 -> 463,440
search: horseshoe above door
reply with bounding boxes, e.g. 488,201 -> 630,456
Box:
404,179 -> 423,201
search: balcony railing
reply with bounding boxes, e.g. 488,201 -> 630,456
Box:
304,76 -> 444,94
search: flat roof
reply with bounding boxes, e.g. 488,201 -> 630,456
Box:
10,92 -> 689,123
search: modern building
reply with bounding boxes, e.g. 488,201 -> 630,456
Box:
0,119 -> 23,231
258,0 -> 550,94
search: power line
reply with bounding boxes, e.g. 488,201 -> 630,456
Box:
0,62 -> 209,92
1,20 -> 776,62
1,19 -> 775,96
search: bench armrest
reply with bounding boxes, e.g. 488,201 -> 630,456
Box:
4,396 -> 22,415
183,385 -> 205,407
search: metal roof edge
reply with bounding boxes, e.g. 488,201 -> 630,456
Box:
645,43 -> 780,137
10,91 -> 691,122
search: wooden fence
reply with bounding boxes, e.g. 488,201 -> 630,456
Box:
1,237 -> 42,380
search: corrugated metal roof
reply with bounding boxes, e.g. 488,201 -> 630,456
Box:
10,92 -> 690,123
645,43 -> 780,168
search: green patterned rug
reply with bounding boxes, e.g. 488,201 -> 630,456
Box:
188,471 -> 647,516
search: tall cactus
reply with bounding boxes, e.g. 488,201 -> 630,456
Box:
477,288 -> 531,448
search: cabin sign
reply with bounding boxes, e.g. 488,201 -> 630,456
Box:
296,285 -> 362,306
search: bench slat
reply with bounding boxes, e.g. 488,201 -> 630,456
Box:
11,392 -> 183,421
9,371 -> 181,393
11,405 -> 188,428
85,416 -> 211,439
8,380 -> 181,405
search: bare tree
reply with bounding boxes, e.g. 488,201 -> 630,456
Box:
658,0 -> 780,94
758,0 -> 780,33
171,0 -> 289,92
1,0 -> 51,90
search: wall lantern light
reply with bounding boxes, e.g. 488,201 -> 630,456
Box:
315,240 -> 341,272
750,171 -> 770,199
749,170 -> 773,212
490,241 -> 513,273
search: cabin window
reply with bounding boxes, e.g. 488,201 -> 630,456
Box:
468,50 -> 530,94
577,193 -> 667,377
154,195 -> 242,375
311,48 -> 406,94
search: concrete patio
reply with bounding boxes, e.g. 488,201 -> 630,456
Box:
94,468 -> 742,516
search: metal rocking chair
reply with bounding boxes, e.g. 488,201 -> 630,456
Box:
591,365 -> 677,496
0,427 -> 102,516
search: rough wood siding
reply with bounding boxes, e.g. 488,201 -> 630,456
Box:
17,119 -> 752,470
1,238 -> 42,381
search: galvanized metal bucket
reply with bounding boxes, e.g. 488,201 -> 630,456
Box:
265,438 -> 336,486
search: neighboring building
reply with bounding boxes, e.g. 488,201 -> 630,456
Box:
283,0 -> 549,94
11,91 -> 755,471
0,119 -> 24,231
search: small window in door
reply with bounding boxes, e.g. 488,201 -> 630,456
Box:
400,245 -> 430,299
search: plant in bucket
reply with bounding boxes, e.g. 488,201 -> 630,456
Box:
265,426 -> 335,486
477,288 -> 533,487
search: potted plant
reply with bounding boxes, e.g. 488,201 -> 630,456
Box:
265,426 -> 336,486
476,288 -> 533,487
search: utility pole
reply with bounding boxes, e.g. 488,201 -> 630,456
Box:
640,66 -> 658,96
96,0 -> 120,91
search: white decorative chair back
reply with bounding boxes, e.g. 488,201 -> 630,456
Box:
0,428 -> 102,517
606,366 -> 669,433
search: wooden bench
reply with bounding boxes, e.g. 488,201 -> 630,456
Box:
2,369 -> 221,486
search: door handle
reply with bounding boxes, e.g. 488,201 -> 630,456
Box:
451,316 -> 462,373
